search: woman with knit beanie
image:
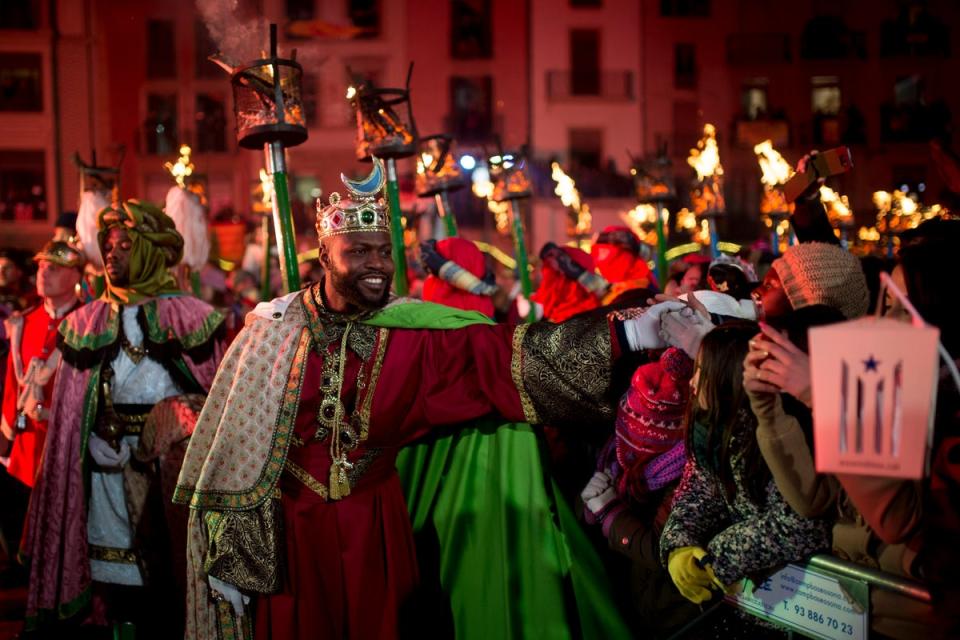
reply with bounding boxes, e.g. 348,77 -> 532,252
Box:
580,347 -> 700,637
744,219 -> 960,639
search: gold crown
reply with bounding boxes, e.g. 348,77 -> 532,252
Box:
316,157 -> 391,238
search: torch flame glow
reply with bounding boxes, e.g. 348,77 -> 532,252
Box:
753,140 -> 794,187
820,185 -> 852,225
687,124 -> 723,181
551,162 -> 582,211
346,85 -> 357,100
164,144 -> 194,189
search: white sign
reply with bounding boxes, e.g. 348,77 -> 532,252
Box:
810,317 -> 940,480
726,563 -> 868,640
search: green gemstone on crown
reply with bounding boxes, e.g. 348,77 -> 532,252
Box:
360,211 -> 375,225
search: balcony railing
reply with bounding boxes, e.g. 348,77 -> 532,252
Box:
443,113 -> 504,144
545,70 -> 634,101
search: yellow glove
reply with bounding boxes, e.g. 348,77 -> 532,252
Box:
705,563 -> 736,595
667,546 -> 714,604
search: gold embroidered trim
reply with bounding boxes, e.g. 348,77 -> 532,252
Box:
357,327 -> 390,441
88,544 -> 138,564
284,459 -> 328,499
511,324 -> 540,424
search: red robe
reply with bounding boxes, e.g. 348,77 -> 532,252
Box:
255,323 -> 533,639
2,302 -> 77,487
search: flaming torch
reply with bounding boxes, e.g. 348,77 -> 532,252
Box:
631,150 -> 676,286
688,124 -> 725,258
163,144 -> 209,296
489,150 -> 535,322
819,185 -> 853,248
471,164 -> 511,235
416,134 -> 465,238
753,139 -> 794,256
346,65 -> 419,296
551,162 -> 592,248
212,23 -> 307,294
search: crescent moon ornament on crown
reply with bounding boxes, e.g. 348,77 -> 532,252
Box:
316,157 -> 391,238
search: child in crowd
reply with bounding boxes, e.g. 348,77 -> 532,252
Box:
660,322 -> 831,635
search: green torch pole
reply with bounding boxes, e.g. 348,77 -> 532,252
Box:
654,203 -> 669,289
509,199 -> 535,323
384,158 -> 409,296
260,213 -> 272,301
265,142 -> 301,294
435,190 -> 459,238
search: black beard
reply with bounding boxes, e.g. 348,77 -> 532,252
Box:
326,263 -> 390,311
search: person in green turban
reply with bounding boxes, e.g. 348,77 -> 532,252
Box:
97,199 -> 184,305
21,199 -> 227,638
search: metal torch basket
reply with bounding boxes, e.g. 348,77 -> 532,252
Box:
416,135 -> 466,197
349,68 -> 418,161
232,58 -> 308,150
489,150 -> 531,202
631,152 -> 677,206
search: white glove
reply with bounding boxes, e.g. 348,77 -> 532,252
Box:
209,575 -> 251,618
621,301 -> 687,351
88,433 -> 131,469
580,471 -> 617,516
660,308 -> 715,359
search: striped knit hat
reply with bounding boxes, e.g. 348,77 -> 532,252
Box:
772,242 -> 869,319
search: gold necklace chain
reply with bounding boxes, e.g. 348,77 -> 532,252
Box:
327,323 -> 354,500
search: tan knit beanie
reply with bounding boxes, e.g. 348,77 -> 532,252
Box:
772,242 -> 869,319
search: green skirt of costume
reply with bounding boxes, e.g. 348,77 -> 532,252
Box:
397,418 -> 631,640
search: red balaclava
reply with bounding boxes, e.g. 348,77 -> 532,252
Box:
531,246 -> 600,322
591,225 -> 652,285
422,237 -> 496,318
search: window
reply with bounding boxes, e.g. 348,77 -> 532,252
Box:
741,81 -> 768,120
569,128 -> 603,170
348,0 -> 380,39
881,76 -> 952,143
661,0 -> 709,17
146,20 -> 177,79
286,0 -> 315,21
674,43 -> 696,89
449,76 -> 493,142
195,20 -> 220,78
881,7 -> 949,57
0,53 -> 43,112
451,0 -> 492,59
0,0 -> 39,29
570,29 -> 600,96
812,76 -> 840,115
195,93 -> 227,152
144,93 -> 178,155
571,0 -> 602,6
0,150 -> 46,222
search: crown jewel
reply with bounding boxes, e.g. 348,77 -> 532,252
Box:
316,157 -> 391,238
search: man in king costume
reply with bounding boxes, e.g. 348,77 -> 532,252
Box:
21,200 -> 226,636
175,159 -> 652,639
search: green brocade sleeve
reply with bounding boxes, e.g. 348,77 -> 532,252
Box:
518,314 -> 618,427
203,498 -> 283,594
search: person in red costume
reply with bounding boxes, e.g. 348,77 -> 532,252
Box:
530,244 -> 603,322
420,237 -> 498,318
591,226 -> 655,304
0,241 -> 83,564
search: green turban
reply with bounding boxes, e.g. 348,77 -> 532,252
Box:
97,199 -> 184,305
